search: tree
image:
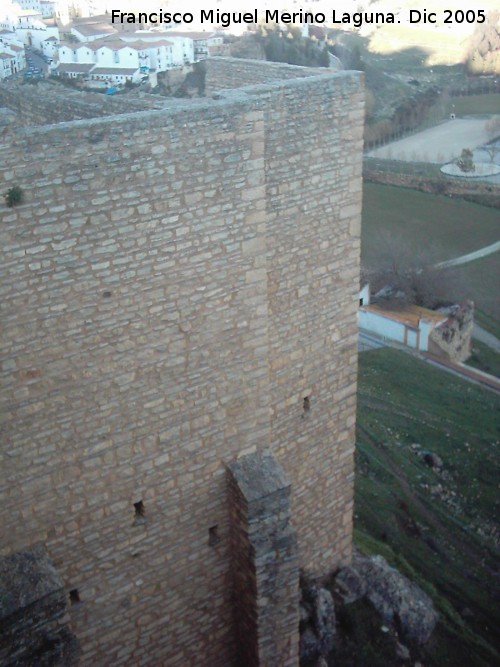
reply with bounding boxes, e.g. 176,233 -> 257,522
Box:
483,117 -> 500,163
456,148 -> 475,173
466,10 -> 500,75
364,232 -> 465,310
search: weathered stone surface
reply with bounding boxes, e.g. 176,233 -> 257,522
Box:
299,581 -> 335,662
0,57 -> 363,666
428,301 -> 474,363
228,452 -> 299,667
422,451 -> 444,469
0,543 -> 62,620
0,544 -> 79,666
334,561 -> 368,603
336,554 -> 438,645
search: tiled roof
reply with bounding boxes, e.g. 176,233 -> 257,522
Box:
55,62 -> 94,73
130,31 -> 192,40
164,31 -> 218,40
91,66 -> 139,75
363,304 -> 447,328
73,23 -> 116,37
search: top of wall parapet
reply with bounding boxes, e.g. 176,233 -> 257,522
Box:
0,58 -> 363,136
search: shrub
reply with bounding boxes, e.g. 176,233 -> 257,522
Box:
4,185 -> 24,208
456,148 -> 475,173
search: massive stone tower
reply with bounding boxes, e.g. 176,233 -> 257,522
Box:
0,59 -> 364,665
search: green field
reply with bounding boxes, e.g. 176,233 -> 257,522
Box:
361,183 -> 500,325
362,184 -> 500,266
355,348 -> 500,666
467,339 -> 500,378
453,253 -> 500,323
451,94 -> 500,117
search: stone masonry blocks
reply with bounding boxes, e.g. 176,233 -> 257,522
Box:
228,451 -> 299,667
0,60 -> 364,665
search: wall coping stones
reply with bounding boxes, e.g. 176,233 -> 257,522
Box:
228,450 -> 291,502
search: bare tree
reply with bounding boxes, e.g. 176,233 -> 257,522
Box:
363,232 -> 465,310
483,117 -> 500,163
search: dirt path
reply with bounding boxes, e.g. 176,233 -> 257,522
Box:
472,323 -> 500,353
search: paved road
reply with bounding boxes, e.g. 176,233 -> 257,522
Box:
473,324 -> 500,353
435,240 -> 500,268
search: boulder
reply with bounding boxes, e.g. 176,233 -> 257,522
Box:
299,583 -> 336,661
345,553 -> 438,645
422,451 -> 443,469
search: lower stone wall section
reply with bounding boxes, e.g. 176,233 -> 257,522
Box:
0,81 -> 168,126
429,302 -> 474,363
0,543 -> 79,666
228,452 -> 299,667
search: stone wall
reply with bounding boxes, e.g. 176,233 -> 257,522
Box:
0,63 -> 363,665
205,57 -> 324,94
0,81 -> 167,126
0,544 -> 79,666
228,452 -> 299,667
429,302 -> 474,363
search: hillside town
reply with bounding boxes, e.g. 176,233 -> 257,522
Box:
0,0 -> 225,86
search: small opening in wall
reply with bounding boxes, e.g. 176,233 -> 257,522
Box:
208,525 -> 220,547
303,396 -> 311,413
133,500 -> 147,526
69,589 -> 80,605
134,500 -> 145,516
102,290 -> 112,298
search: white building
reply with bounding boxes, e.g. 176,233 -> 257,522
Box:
164,31 -> 222,60
89,66 -> 141,84
56,36 -> 174,82
0,51 -> 16,78
121,30 -> 194,66
40,34 -> 58,58
0,31 -> 26,72
358,303 -> 446,352
0,5 -> 60,50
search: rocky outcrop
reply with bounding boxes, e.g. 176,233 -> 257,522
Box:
335,553 -> 438,645
299,552 -> 438,665
0,543 -> 79,666
299,582 -> 336,662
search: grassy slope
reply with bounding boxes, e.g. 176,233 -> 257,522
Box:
355,349 -> 499,666
467,339 -> 500,378
453,252 -> 500,323
362,183 -> 500,266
